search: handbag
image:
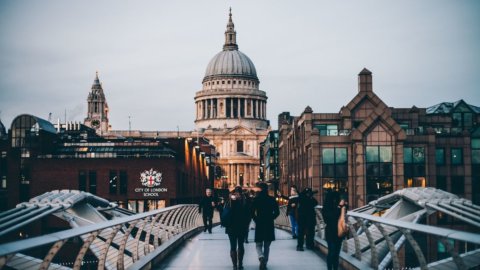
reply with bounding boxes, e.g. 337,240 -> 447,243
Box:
221,203 -> 233,227
337,206 -> 348,238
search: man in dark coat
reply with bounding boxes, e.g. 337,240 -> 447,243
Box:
252,182 -> 279,270
199,188 -> 216,233
296,187 -> 318,251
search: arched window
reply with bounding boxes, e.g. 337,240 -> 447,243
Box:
237,140 -> 244,153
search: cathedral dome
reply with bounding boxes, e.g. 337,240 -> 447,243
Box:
202,9 -> 258,83
204,50 -> 257,81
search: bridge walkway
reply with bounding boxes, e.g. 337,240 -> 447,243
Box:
155,225 -> 328,270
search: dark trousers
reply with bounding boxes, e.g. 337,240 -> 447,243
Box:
297,223 -> 315,248
228,233 -> 245,252
326,238 -> 342,270
202,213 -> 213,232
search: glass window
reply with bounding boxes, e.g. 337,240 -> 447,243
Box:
335,148 -> 347,164
472,150 -> 480,165
452,113 -> 462,127
436,148 -> 445,165
404,147 -> 425,164
451,148 -> 463,165
437,176 -> 447,191
237,140 -> 244,152
120,171 -> 128,195
322,148 -> 335,164
366,146 -> 379,163
451,176 -> 464,195
89,171 -> 97,194
473,139 -> 480,149
109,170 -> 117,195
78,171 -> 87,191
464,113 -> 473,128
412,148 -> 425,163
379,146 -> 392,162
404,147 -> 412,163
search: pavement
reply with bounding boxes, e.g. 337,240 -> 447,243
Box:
155,225 -> 328,270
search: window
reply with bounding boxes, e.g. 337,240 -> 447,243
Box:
120,171 -> 128,195
237,140 -> 244,152
89,171 -> 97,194
366,146 -> 393,202
404,147 -> 425,164
404,147 -> 426,186
451,176 -> 464,195
472,139 -> 480,164
437,176 -> 447,191
451,148 -> 463,165
79,171 -> 87,191
315,124 -> 338,136
452,111 -> 473,129
322,148 -> 348,197
109,170 -> 118,195
436,148 -> 445,165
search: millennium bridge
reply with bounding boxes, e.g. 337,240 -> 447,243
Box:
0,187 -> 479,270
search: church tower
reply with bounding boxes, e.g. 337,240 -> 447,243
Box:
84,71 -> 110,134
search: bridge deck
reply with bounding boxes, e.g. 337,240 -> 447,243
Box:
155,225 -> 327,270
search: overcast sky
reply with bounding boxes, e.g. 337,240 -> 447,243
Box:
1,1 -> 479,131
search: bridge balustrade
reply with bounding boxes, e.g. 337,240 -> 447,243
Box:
274,205 -> 480,270
0,204 -> 218,270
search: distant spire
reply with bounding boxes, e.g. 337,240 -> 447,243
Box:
223,8 -> 238,51
93,71 -> 101,87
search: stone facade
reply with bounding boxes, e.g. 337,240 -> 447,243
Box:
195,10 -> 269,189
278,68 -> 480,208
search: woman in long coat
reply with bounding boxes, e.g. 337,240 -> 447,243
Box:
224,186 -> 251,270
252,182 -> 279,270
321,191 -> 346,270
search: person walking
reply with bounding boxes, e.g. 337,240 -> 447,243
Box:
296,187 -> 318,251
252,182 -> 279,270
286,185 -> 299,239
224,186 -> 251,270
199,188 -> 215,234
217,197 -> 225,227
322,191 -> 346,270
244,190 -> 254,243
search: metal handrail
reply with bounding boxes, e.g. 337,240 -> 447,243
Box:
0,204 -> 214,270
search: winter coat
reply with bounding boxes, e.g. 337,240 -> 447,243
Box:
297,195 -> 318,227
286,195 -> 299,218
199,196 -> 215,217
252,192 -> 280,242
322,205 -> 342,242
224,195 -> 251,236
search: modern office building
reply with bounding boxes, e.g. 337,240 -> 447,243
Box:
278,68 -> 480,209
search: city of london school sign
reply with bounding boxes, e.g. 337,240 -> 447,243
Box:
135,168 -> 168,197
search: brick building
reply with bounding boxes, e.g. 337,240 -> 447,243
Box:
278,68 -> 480,208
0,114 -> 215,212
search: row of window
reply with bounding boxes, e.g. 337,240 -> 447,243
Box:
78,170 -> 128,195
321,144 -> 479,166
205,80 -> 257,87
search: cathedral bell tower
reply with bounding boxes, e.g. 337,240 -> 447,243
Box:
84,71 -> 110,134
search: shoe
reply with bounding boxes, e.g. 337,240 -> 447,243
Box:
296,246 -> 304,251
259,256 -> 266,270
292,235 -> 297,239
306,245 -> 314,250
209,231 -> 212,234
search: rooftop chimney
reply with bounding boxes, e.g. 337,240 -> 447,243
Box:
358,68 -> 372,93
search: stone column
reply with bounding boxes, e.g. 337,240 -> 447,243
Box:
244,98 -> 248,117
238,98 -> 241,118
230,98 -> 234,118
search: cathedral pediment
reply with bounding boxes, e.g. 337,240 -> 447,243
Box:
224,125 -> 257,136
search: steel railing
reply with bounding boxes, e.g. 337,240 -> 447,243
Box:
274,205 -> 480,270
0,204 -> 218,270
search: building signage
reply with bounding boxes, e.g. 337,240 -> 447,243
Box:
135,168 -> 168,196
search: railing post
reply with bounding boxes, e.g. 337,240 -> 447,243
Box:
98,225 -> 121,270
73,230 -> 100,270
39,239 -> 67,270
